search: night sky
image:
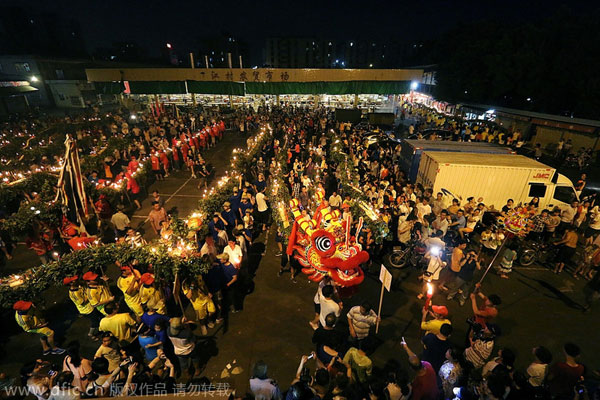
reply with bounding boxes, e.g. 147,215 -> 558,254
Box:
6,0 -> 597,63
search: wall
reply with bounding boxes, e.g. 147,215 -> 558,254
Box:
532,126 -> 599,152
46,80 -> 84,108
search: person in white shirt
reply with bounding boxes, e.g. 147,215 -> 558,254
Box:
223,239 -> 243,268
255,189 -> 269,232
459,209 -> 481,239
431,210 -> 450,237
397,215 -> 416,245
347,303 -> 378,340
329,192 -> 342,208
560,201 -> 578,227
431,192 -> 447,216
585,206 -> 600,245
249,361 -> 281,400
526,346 -> 553,388
416,197 -> 432,223
216,228 -> 228,248
318,285 -> 341,327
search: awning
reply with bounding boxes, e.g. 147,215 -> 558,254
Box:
186,81 -> 245,96
245,81 -> 411,95
94,81 -> 123,95
84,80 -> 412,96
128,81 -> 187,94
0,85 -> 38,96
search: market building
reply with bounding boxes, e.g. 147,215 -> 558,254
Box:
85,67 -> 424,111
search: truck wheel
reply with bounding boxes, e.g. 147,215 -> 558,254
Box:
519,250 -> 536,266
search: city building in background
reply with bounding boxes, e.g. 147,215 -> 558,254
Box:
263,38 -> 425,69
197,33 -> 249,68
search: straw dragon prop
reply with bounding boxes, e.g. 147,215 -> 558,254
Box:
286,192 -> 369,287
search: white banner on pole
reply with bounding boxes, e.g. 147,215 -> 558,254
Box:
379,264 -> 392,292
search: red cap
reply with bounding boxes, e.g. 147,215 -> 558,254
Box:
63,276 -> 78,285
120,265 -> 131,272
82,271 -> 98,281
140,273 -> 154,285
431,305 -> 448,317
13,300 -> 32,311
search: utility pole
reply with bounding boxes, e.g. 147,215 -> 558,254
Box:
227,53 -> 233,107
189,53 -> 196,107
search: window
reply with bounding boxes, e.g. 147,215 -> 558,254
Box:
55,69 -> 64,79
57,94 -> 66,101
15,62 -> 31,72
553,186 -> 576,204
528,183 -> 547,198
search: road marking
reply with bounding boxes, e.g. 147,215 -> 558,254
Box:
513,267 -> 549,271
165,177 -> 193,204
558,280 -> 575,293
153,194 -> 205,198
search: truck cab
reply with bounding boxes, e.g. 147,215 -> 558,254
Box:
528,172 -> 579,211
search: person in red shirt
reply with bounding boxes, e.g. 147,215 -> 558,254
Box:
547,343 -> 585,399
94,194 -> 113,232
150,153 -> 163,181
59,216 -> 79,240
26,232 -> 57,264
470,284 -> 501,328
401,338 -> 439,400
218,120 -> 225,138
171,141 -> 181,170
126,171 -> 142,210
159,151 -> 170,177
127,155 -> 139,174
181,142 -> 190,164
199,131 -> 207,151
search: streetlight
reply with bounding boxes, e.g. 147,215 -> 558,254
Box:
30,76 -> 39,82
166,43 -> 172,49
410,81 -> 419,91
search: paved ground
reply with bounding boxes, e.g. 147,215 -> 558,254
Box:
2,131 -> 600,394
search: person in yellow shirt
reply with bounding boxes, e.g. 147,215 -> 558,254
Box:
64,276 -> 101,339
83,271 -> 114,316
14,300 -> 65,355
420,305 -> 451,335
116,265 -> 143,317
139,273 -> 167,315
99,302 -> 137,342
183,277 -> 215,336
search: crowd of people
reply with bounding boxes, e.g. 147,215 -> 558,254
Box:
2,106 -> 268,269
2,103 -> 599,400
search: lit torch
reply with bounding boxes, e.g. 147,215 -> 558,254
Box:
424,283 -> 434,310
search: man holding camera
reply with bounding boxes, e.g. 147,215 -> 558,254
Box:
447,250 -> 482,306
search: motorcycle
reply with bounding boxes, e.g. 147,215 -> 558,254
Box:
518,240 -> 560,267
386,239 -> 427,269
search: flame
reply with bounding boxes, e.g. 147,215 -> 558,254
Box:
426,283 -> 433,297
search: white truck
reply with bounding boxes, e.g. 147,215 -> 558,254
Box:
416,152 -> 579,211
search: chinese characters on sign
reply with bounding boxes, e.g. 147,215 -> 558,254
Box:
207,69 -> 284,82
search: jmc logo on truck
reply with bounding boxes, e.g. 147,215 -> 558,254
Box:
532,172 -> 551,180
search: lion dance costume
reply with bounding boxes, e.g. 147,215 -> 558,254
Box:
286,191 -> 369,287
